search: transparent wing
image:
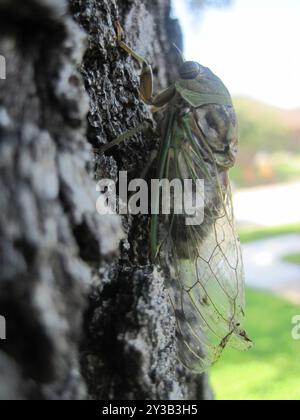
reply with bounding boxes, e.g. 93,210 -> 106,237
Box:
159,110 -> 252,373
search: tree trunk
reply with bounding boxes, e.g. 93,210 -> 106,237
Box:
0,0 -> 213,400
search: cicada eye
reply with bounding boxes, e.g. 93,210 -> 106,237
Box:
179,61 -> 201,79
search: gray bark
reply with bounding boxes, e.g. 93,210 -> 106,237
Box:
0,0 -> 212,400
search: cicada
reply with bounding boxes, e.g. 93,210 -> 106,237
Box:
98,23 -> 253,373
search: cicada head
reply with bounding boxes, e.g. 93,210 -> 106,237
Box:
175,63 -> 233,109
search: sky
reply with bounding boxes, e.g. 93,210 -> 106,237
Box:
173,0 -> 300,109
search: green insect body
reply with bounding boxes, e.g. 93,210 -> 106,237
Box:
101,24 -> 253,373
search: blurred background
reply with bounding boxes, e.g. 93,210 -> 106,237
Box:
173,0 -> 300,400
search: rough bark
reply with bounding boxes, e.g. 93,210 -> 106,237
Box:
0,0 -> 212,400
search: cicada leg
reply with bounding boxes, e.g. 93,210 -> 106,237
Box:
140,150 -> 158,179
97,23 -> 177,155
94,121 -> 152,154
115,21 -> 176,108
116,21 -> 153,104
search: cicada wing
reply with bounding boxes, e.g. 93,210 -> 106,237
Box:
159,116 -> 252,373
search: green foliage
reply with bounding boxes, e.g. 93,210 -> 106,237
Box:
211,289 -> 300,400
234,97 -> 298,154
273,154 -> 300,182
282,253 -> 300,265
231,97 -> 300,187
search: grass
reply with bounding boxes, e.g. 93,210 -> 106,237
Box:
282,253 -> 300,266
273,155 -> 300,183
211,289 -> 300,400
239,223 -> 300,244
212,216 -> 300,398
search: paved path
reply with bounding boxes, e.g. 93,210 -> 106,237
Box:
243,234 -> 300,304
